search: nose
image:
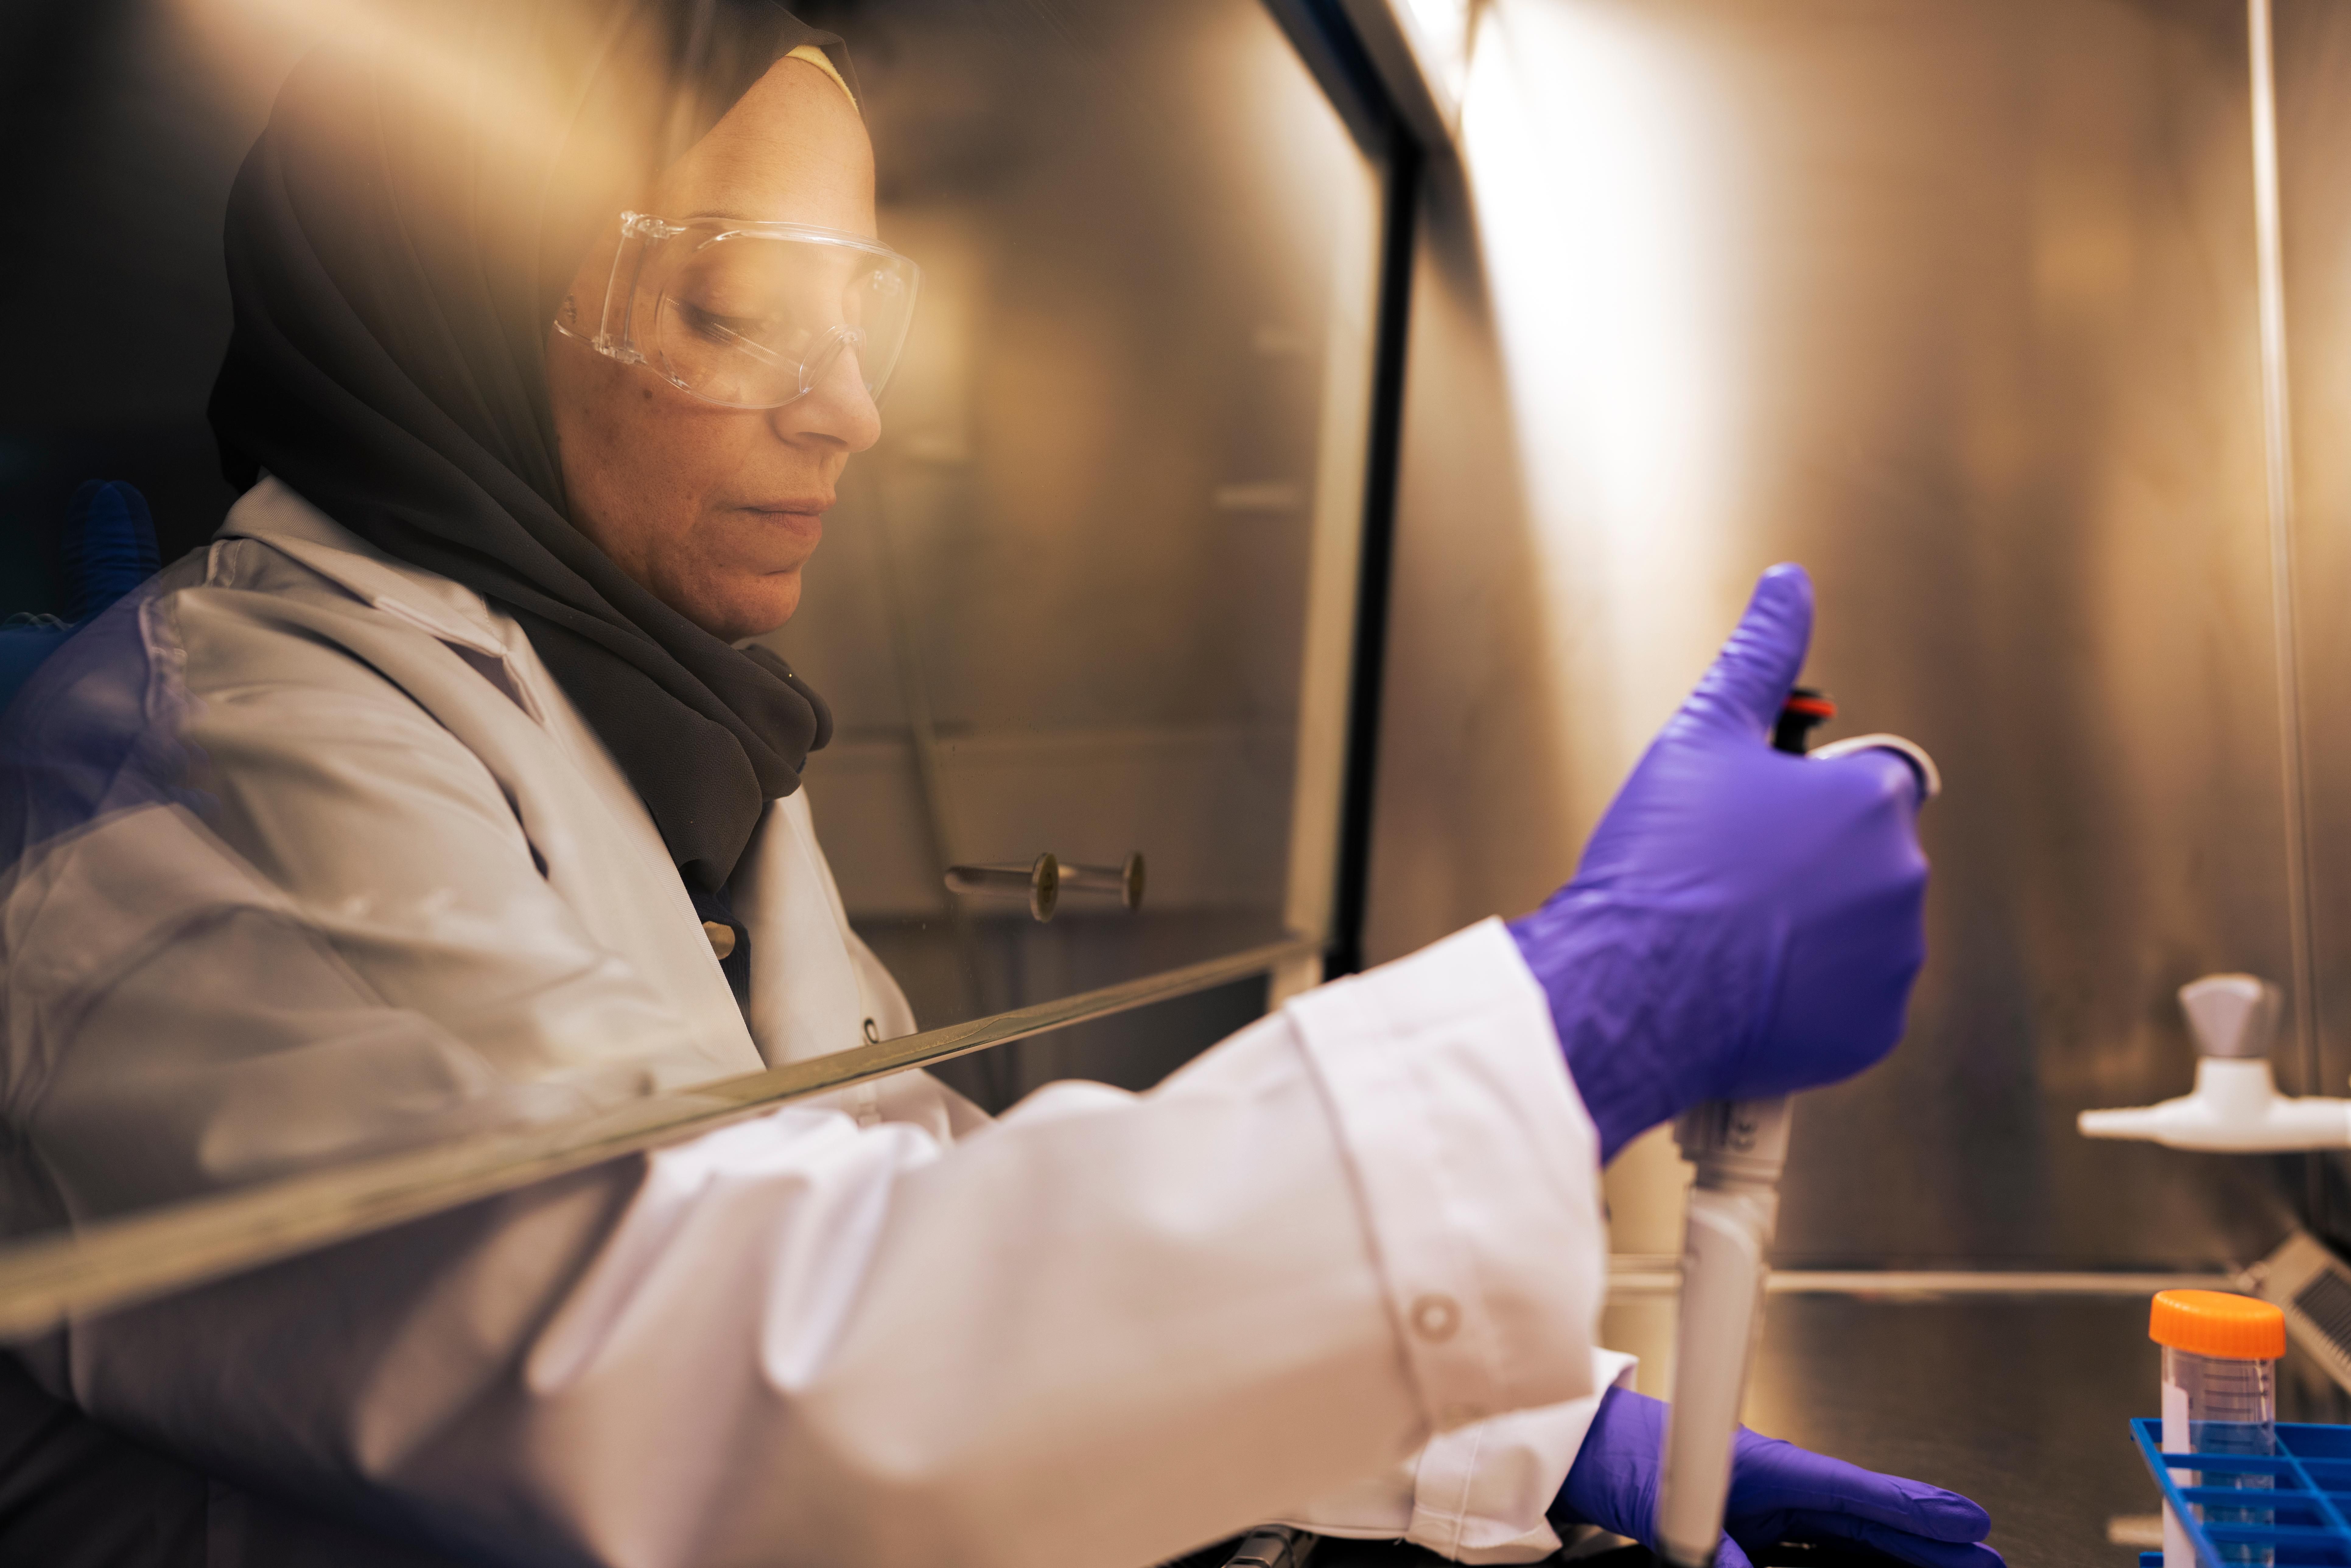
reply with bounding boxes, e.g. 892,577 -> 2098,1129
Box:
771,338 -> 881,453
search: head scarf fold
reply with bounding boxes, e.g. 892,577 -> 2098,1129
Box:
208,0 -> 857,891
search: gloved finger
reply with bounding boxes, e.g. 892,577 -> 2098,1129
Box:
1729,1432 -> 1991,1542
1713,1533 -> 1755,1568
1797,745 -> 1932,860
1765,1509 -> 2007,1568
1676,564 -> 1814,742
1811,733 -> 1939,807
1824,744 -> 1929,812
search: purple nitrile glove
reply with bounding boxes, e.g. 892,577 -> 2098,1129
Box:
1552,1385 -> 2004,1568
1507,565 -> 1929,1164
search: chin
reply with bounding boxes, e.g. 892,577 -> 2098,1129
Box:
696,576 -> 804,642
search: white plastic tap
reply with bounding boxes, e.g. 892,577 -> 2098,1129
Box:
2077,974 -> 2351,1151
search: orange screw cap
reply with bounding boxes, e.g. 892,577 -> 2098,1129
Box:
2150,1289 -> 2286,1360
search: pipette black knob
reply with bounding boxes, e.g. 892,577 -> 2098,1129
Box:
1773,687 -> 1835,756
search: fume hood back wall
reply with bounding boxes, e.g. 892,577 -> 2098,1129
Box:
1365,0 -> 2319,1269
2276,0 -> 2351,1250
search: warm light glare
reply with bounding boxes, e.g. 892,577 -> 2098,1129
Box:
174,0 -> 638,186
1400,0 -> 1475,103
1456,0 -> 1744,768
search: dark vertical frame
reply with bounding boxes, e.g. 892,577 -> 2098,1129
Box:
1261,0 -> 1426,979
1327,145 -> 1421,979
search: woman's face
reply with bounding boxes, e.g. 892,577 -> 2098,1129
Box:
547,58 -> 880,642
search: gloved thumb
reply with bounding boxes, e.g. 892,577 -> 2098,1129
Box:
1677,564 -> 1814,742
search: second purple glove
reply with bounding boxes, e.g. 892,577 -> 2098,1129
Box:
1508,565 -> 1929,1163
1552,1385 -> 2003,1568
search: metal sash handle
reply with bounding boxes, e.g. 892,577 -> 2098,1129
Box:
944,852 -> 1145,922
1220,1525 -> 1316,1568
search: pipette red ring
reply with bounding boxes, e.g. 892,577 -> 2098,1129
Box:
1773,687 -> 1837,755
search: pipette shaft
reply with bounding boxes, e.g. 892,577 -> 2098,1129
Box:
1656,1097 -> 1792,1567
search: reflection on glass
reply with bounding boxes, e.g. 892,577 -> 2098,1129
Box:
769,2 -> 1381,1055
0,0 -> 1381,1271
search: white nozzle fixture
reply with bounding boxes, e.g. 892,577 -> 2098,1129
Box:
2077,974 -> 2351,1151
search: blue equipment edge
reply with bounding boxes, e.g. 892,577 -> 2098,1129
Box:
2130,1417 -> 2351,1566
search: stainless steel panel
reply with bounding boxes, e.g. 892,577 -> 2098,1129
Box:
763,0 -> 1385,1074
1370,0 -> 2306,1266
2275,1 -> 2351,1224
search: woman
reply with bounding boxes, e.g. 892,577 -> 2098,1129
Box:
0,3 -> 1995,1566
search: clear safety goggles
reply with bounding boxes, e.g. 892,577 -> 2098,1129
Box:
556,211 -> 921,410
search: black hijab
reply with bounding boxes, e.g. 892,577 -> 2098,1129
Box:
208,0 -> 855,892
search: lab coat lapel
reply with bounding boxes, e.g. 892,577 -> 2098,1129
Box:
732,793 -> 873,1067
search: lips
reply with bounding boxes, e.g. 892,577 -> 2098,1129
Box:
739,503 -> 825,560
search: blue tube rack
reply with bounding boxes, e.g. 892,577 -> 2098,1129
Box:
2132,1418 -> 2351,1566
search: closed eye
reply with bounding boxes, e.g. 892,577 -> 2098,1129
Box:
675,299 -> 770,347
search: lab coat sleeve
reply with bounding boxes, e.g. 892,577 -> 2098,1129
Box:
2,576 -> 749,1218
59,919 -> 1611,1568
1285,1349 -> 1640,1563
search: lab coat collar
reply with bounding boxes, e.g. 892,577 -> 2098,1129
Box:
215,478 -> 514,661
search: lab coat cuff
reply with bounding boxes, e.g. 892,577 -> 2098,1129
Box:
1283,919 -> 1609,1435
1402,1348 -> 1639,1563
1280,1349 -> 1636,1561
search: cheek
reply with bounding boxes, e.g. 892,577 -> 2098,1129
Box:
577,390 -> 740,546
551,355 -> 808,635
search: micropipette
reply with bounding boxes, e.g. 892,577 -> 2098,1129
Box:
1653,691 -> 1939,1568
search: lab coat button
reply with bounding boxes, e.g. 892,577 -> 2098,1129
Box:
1409,1293 -> 1460,1342
702,920 -> 736,959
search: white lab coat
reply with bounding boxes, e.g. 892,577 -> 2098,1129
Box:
0,478 -> 1625,1567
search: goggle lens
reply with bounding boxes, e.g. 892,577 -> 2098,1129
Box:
593,215 -> 921,411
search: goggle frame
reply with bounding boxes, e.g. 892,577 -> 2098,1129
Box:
555,210 -> 922,411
